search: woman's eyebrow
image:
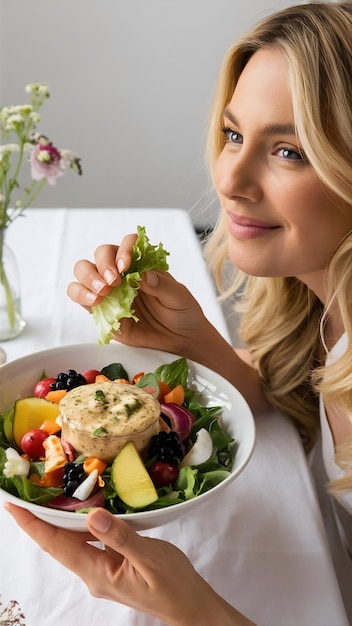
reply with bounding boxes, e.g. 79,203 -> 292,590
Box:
223,108 -> 296,136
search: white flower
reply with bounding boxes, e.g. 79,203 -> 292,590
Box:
39,84 -> 50,96
0,144 -> 20,155
60,148 -> 76,170
15,105 -> 33,115
5,114 -> 24,130
29,112 -> 41,124
0,105 -> 17,117
25,82 -> 50,97
3,447 -> 30,478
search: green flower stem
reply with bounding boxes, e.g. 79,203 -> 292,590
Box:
21,178 -> 46,210
7,178 -> 47,224
0,229 -> 15,329
3,142 -> 25,219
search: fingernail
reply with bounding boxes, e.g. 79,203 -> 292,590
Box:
89,510 -> 111,533
117,258 -> 125,274
92,279 -> 106,292
145,271 -> 158,287
86,291 -> 97,304
104,269 -> 117,285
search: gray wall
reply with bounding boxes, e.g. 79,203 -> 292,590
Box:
1,0 -> 303,228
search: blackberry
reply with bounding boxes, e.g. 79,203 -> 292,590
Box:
147,431 -> 184,465
50,369 -> 87,392
62,462 -> 87,497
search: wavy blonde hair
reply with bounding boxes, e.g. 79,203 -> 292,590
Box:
204,2 -> 352,492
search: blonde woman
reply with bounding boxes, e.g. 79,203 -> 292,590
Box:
6,2 -> 352,624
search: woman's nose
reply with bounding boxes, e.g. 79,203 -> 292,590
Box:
214,151 -> 262,203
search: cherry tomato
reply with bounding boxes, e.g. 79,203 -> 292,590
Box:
21,429 -> 49,459
33,377 -> 56,398
148,461 -> 179,488
81,369 -> 101,384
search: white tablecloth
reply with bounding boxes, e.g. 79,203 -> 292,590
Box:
0,208 -> 348,626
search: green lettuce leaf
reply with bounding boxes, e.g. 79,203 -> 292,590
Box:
154,357 -> 189,389
92,226 -> 169,344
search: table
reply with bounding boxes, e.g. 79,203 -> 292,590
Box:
0,208 -> 348,626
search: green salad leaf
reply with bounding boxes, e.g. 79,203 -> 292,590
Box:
154,357 -> 189,390
101,362 -> 129,381
92,225 -> 169,344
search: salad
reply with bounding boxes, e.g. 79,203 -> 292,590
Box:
0,357 -> 236,515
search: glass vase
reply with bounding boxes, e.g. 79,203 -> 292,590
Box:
0,228 -> 25,340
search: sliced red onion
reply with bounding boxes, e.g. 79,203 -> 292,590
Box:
61,437 -> 76,462
45,489 -> 105,511
159,402 -> 195,441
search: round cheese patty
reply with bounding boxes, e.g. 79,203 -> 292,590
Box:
60,382 -> 161,463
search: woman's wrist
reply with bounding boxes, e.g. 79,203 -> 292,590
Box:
168,580 -> 256,626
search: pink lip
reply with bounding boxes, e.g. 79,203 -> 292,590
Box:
227,212 -> 278,240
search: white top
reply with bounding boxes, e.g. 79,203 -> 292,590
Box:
320,333 -> 352,518
310,332 -> 352,622
0,208 -> 349,626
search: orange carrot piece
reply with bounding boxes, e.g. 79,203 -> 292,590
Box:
95,374 -> 110,382
114,378 -> 130,384
158,380 -> 171,401
163,384 -> 185,406
83,456 -> 108,475
29,473 -> 41,485
45,389 -> 67,404
40,420 -> 61,435
30,467 -> 64,488
132,372 -> 144,384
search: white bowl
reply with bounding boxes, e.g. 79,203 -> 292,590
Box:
0,343 -> 255,531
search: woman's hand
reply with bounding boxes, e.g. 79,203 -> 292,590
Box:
67,235 -> 208,357
4,504 -> 254,626
67,234 -> 267,410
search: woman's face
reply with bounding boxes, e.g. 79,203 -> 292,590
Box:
213,47 -> 352,298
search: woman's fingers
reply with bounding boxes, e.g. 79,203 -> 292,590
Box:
92,235 -> 138,281
67,278 -> 104,309
98,234 -> 138,276
87,508 -> 155,578
67,235 -> 139,308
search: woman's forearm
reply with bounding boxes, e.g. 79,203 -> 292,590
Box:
183,319 -> 269,414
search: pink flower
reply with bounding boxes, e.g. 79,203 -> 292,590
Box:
30,143 -> 64,185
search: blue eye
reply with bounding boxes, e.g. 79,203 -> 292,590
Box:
279,147 -> 303,160
221,126 -> 243,144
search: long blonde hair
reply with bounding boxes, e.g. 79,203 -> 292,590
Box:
204,1 -> 352,492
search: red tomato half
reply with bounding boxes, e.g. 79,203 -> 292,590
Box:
33,378 -> 56,398
81,369 -> 101,384
148,461 -> 179,488
21,429 -> 49,459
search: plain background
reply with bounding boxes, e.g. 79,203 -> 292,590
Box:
0,0 -> 306,229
